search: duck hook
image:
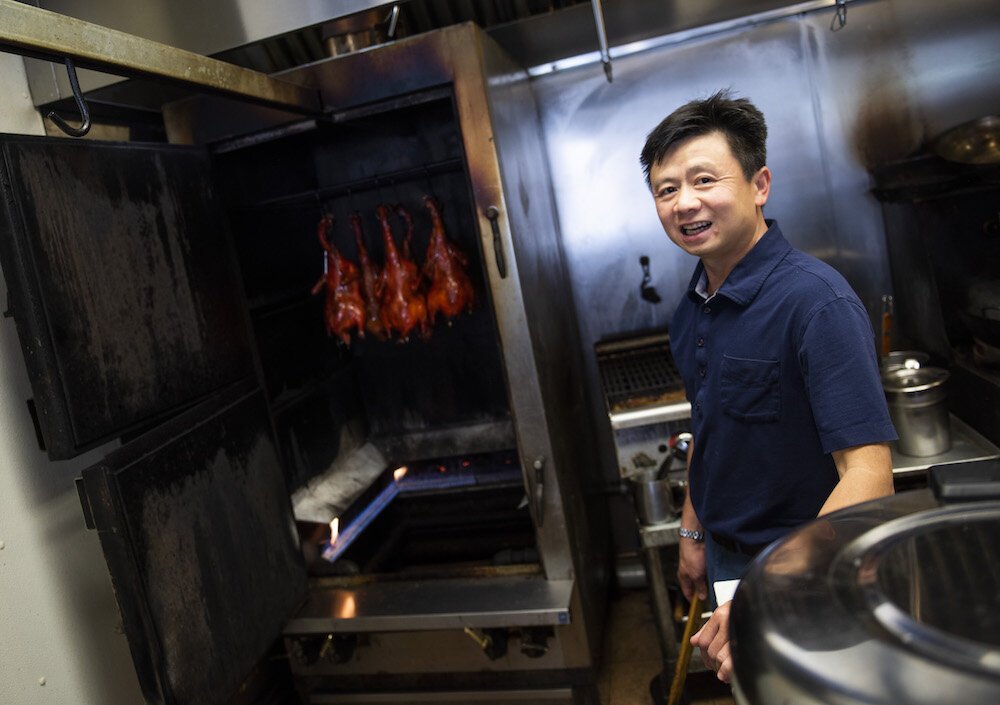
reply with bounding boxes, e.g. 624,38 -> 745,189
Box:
46,58 -> 92,138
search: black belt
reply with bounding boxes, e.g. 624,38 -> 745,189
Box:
710,532 -> 771,557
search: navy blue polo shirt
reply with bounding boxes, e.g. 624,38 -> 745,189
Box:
671,221 -> 897,546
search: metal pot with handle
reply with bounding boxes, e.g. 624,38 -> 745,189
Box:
883,366 -> 951,457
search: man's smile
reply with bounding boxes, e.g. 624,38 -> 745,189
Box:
680,221 -> 712,236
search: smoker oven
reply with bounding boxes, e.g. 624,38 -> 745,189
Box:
0,24 -> 606,705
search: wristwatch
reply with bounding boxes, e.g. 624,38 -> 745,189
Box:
678,527 -> 705,542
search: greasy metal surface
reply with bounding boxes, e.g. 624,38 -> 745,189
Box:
0,136 -> 254,458
286,577 -> 573,633
79,383 -> 307,705
0,0 -> 320,114
595,337 -> 685,409
732,488 -> 1000,704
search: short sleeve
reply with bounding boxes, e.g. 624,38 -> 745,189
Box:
798,298 -> 898,453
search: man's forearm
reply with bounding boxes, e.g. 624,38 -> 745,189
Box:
820,442 -> 894,516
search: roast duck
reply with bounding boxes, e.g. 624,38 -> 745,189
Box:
422,196 -> 475,323
351,212 -> 387,340
311,198 -> 475,344
376,204 -> 429,340
311,214 -> 365,345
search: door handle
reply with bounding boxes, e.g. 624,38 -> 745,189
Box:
485,205 -> 507,279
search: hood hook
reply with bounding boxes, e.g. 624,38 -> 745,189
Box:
591,0 -> 613,83
639,255 -> 661,303
46,58 -> 91,138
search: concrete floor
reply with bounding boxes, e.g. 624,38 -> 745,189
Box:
597,589 -> 734,705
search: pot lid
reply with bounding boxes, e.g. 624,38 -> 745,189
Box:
882,366 -> 950,393
731,460 -> 1000,705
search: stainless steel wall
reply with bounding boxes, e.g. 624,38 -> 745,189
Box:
530,0 -> 1000,539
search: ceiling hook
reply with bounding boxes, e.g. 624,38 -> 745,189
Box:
46,58 -> 92,137
591,0 -> 613,83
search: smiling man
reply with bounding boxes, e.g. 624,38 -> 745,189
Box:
639,91 -> 897,683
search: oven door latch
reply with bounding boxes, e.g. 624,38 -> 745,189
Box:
532,457 -> 546,527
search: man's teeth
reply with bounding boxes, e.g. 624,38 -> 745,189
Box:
681,222 -> 711,235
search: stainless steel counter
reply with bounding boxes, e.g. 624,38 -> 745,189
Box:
891,414 -> 1000,477
638,414 -> 1000,550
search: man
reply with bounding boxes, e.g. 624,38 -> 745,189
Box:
639,91 -> 896,683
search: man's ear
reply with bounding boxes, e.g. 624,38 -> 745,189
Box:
753,166 -> 772,207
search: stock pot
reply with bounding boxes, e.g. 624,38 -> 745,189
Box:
883,366 -> 951,456
730,460 -> 1000,705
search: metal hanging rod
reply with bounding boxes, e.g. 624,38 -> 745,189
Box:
0,0 -> 321,116
250,158 -> 466,210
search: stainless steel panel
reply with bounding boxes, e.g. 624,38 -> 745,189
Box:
285,577 -> 573,633
532,0 -> 1000,503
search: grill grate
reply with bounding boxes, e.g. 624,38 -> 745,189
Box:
596,338 -> 685,410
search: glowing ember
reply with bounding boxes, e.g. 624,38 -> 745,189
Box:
329,517 -> 340,544
461,459 -> 471,468
337,594 -> 357,619
393,466 -> 408,482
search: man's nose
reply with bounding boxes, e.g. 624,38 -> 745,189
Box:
674,184 -> 699,213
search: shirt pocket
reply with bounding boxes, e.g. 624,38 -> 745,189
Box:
720,355 -> 781,423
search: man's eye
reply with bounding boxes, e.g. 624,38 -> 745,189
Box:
697,177 -> 714,185
658,187 -> 676,197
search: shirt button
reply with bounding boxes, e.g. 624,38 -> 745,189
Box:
702,305 -> 711,314
699,367 -> 706,377
696,337 -> 705,347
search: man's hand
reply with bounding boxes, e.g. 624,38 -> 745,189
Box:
678,536 -> 707,602
691,600 -> 733,683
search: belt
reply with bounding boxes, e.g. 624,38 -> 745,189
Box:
710,532 -> 771,557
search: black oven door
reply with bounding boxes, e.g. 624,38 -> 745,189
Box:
76,378 -> 308,705
0,135 -> 254,459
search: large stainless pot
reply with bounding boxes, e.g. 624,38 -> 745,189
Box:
883,366 -> 951,456
730,460 -> 1000,705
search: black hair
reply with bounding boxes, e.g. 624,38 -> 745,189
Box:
639,89 -> 767,186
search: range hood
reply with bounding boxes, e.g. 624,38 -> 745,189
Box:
23,0 -> 833,125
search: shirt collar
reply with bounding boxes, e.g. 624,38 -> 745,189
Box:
685,220 -> 791,306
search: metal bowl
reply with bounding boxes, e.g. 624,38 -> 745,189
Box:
932,115 -> 1000,165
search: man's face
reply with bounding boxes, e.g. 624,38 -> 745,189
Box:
648,131 -> 770,269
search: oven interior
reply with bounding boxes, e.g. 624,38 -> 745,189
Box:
209,89 -> 537,577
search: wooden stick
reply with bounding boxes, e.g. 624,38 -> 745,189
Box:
666,595 -> 703,705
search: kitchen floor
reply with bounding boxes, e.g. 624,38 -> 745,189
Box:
598,588 -> 734,705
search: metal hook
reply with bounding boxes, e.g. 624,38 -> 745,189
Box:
639,255 -> 661,303
46,58 -> 92,137
830,0 -> 848,32
591,0 -> 613,83
386,4 -> 401,39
